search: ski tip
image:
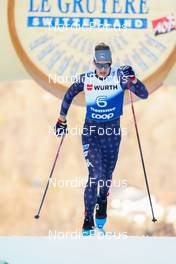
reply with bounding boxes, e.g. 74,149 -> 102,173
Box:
34,215 -> 40,219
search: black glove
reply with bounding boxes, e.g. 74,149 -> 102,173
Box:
120,65 -> 136,80
55,118 -> 68,137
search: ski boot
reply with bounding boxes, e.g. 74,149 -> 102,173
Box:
95,196 -> 107,229
82,215 -> 95,236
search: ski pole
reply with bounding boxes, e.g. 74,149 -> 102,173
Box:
129,90 -> 157,223
34,134 -> 65,219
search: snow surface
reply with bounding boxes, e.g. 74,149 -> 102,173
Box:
0,236 -> 175,264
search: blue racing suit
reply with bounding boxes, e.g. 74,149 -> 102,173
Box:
60,67 -> 148,216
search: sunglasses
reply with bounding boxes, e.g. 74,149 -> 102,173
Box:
95,63 -> 111,69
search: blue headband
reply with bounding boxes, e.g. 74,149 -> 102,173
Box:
94,50 -> 112,62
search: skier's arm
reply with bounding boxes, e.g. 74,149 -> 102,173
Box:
128,79 -> 149,99
55,77 -> 84,136
119,66 -> 148,99
59,75 -> 84,121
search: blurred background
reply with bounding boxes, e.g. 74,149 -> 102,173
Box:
0,0 -> 175,236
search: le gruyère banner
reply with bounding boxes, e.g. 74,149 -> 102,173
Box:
8,0 -> 176,104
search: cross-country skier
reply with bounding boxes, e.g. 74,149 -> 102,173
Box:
55,43 -> 148,235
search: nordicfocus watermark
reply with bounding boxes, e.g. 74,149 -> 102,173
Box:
48,177 -> 128,190
48,21 -> 127,32
49,125 -> 128,137
48,230 -> 128,240
48,72 -> 129,85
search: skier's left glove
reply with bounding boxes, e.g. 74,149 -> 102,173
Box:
120,65 -> 136,81
55,118 -> 68,137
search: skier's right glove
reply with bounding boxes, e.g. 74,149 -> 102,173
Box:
55,118 -> 68,137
